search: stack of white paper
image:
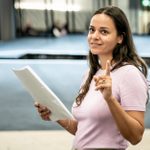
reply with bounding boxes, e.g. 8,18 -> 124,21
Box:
13,66 -> 73,121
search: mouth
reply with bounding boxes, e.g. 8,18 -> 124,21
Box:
90,43 -> 102,47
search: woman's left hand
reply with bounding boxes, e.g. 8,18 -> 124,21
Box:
93,60 -> 112,102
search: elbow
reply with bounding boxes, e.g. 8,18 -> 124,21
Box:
128,132 -> 143,145
130,136 -> 142,145
126,125 -> 144,145
68,131 -> 76,135
68,126 -> 77,135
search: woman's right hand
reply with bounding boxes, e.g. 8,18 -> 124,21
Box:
34,102 -> 51,121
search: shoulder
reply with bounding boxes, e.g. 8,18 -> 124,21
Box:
116,65 -> 148,111
112,65 -> 147,86
117,65 -> 148,89
113,65 -> 144,78
114,65 -> 139,73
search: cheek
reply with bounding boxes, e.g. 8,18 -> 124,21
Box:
104,37 -> 118,47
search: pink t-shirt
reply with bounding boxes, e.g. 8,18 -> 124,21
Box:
72,65 -> 148,150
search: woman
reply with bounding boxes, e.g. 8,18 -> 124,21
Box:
35,6 -> 149,150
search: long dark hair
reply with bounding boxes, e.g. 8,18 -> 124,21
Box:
76,6 -> 148,106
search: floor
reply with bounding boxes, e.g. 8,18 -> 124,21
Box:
0,129 -> 149,150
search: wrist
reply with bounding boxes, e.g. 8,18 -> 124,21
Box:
106,95 -> 115,103
57,119 -> 71,130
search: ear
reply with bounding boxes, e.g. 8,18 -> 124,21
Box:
117,34 -> 124,44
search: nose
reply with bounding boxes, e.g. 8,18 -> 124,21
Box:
93,30 -> 100,39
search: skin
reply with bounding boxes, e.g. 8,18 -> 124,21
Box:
35,13 -> 145,145
88,13 -> 123,69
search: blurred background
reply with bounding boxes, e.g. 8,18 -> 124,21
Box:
0,0 -> 150,149
0,0 -> 150,40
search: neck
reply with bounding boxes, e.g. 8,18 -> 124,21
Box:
98,55 -> 113,70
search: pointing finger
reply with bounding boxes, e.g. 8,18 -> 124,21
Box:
105,60 -> 110,76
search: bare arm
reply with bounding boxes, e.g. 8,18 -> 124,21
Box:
107,96 -> 144,145
34,102 -> 77,135
94,60 -> 145,145
57,119 -> 78,135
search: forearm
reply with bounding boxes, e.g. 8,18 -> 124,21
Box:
107,96 -> 144,145
57,119 -> 77,135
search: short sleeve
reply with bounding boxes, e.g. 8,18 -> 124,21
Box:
119,66 -> 148,111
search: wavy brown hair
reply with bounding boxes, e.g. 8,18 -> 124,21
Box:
76,6 -> 148,106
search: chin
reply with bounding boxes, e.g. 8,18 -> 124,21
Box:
90,49 -> 102,55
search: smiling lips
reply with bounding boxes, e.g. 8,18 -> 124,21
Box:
90,43 -> 102,47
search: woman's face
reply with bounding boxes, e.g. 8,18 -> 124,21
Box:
88,13 -> 122,58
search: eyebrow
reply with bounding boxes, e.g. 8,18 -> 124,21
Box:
89,25 -> 109,30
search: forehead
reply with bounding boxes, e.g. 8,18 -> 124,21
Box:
90,13 -> 116,29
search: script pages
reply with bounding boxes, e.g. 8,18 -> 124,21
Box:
13,66 -> 73,121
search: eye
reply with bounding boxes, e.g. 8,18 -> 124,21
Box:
100,30 -> 109,35
89,27 -> 94,33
